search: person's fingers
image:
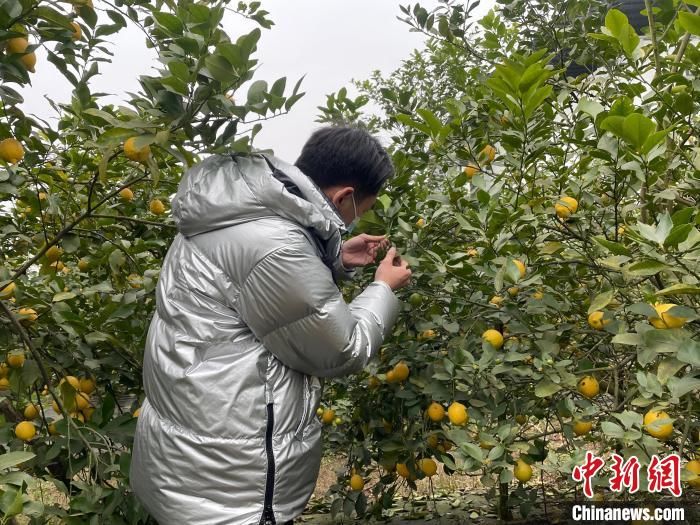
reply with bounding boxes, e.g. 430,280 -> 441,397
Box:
383,246 -> 396,261
364,234 -> 387,242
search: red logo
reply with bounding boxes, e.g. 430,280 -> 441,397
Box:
572,451 -> 605,498
609,453 -> 640,494
648,454 -> 682,497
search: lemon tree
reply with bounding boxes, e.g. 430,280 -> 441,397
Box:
318,0 -> 699,520
0,0 -> 305,521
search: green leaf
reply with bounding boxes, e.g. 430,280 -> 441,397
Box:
460,442 -> 484,462
612,410 -> 642,429
534,378 -> 562,398
416,108 -> 443,137
153,11 -> 184,35
612,333 -> 642,345
0,452 -> 35,471
678,11 -> 700,36
108,250 -> 126,272
577,98 -> 604,119
622,113 -> 656,151
664,224 -> 693,247
600,115 -> 625,137
678,339 -> 700,367
247,80 -> 268,104
605,9 -> 639,56
666,375 -> 700,399
588,290 -> 614,314
656,283 -> 700,296
167,61 -> 190,82
601,421 -> 625,439
626,260 -> 672,276
52,292 -> 77,302
203,55 -> 235,83
593,236 -> 631,256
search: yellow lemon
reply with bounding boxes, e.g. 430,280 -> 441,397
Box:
555,196 -> 578,219
514,459 -> 532,482
385,369 -> 397,383
577,376 -> 599,399
418,458 -> 437,477
685,460 -> 700,489
21,52 -> 36,73
119,187 -> 134,202
393,362 -> 410,382
79,377 -> 96,394
489,295 -> 504,306
70,21 -> 82,41
0,138 -> 25,164
0,282 -> 16,299
426,402 -> 445,422
75,393 -> 90,411
7,352 -> 25,368
418,329 -> 436,341
643,409 -> 673,440
23,404 -> 39,420
513,259 -> 526,278
133,408 -> 141,417
0,363 -> 8,378
463,164 -> 478,178
124,137 -> 151,163
0,378 -> 9,390
349,474 -> 364,491
447,402 -> 468,426
507,286 -> 519,297
15,421 -> 36,441
532,290 -> 544,300
60,376 -> 80,391
648,303 -> 687,329
416,217 -> 425,228
6,37 -> 29,54
396,463 -> 410,479
480,144 -> 496,163
573,420 -> 593,436
482,329 -> 504,349
515,414 -> 527,425
78,258 -> 90,272
45,246 -> 62,263
588,311 -> 610,330
149,199 -> 166,215
321,409 -> 335,425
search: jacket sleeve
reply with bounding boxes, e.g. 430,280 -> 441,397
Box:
235,241 -> 400,378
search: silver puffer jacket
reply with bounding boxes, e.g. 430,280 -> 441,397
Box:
130,152 -> 401,524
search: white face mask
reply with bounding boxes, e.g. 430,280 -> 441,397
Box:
346,191 -> 360,233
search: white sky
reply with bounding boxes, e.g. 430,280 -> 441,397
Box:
24,0 -> 496,162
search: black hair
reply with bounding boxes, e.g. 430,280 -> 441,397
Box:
294,124 -> 394,201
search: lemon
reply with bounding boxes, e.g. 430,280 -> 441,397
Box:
463,164 -> 478,178
393,362 -> 409,382
573,420 -> 593,436
6,37 -> 28,54
408,293 -> 423,306
48,422 -> 58,435
587,310 -> 610,330
316,407 -> 324,417
45,245 -> 62,263
0,378 -> 9,390
555,196 -> 578,218
349,474 -> 364,491
133,408 -> 141,417
416,217 -> 425,228
577,376 -> 599,399
119,187 -> 134,201
78,258 -> 90,272
124,137 -> 151,163
149,199 -> 165,215
418,458 -> 437,477
513,259 -> 526,278
0,363 -> 8,378
15,421 -> 36,441
532,290 -> 544,299
24,404 -> 39,420
685,460 -> 700,489
321,409 -> 335,425
0,138 -> 25,164
447,402 -> 468,426
385,369 -> 397,383
648,303 -> 687,329
21,52 -> 36,73
507,286 -> 519,297
396,463 -> 410,478
75,393 -> 90,411
480,144 -> 496,163
514,459 -> 532,482
418,329 -> 436,341
467,248 -> 478,257
70,21 -> 82,41
515,414 -> 527,425
482,329 -> 504,349
426,402 -> 445,422
7,352 -> 25,368
0,282 -> 16,299
60,376 -> 80,391
80,377 -> 95,394
489,295 -> 504,306
643,409 -> 673,440
479,439 -> 495,450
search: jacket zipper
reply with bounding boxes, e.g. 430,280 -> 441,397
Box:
260,402 -> 276,525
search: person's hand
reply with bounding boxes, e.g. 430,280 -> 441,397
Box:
375,247 -> 411,291
341,234 -> 390,268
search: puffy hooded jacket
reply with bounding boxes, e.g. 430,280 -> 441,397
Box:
130,152 -> 401,524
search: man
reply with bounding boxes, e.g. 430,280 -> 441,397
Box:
130,125 -> 412,524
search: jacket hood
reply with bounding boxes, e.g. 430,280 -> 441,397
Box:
171,152 -> 354,281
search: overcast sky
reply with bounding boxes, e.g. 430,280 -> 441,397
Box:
25,0 -> 496,162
